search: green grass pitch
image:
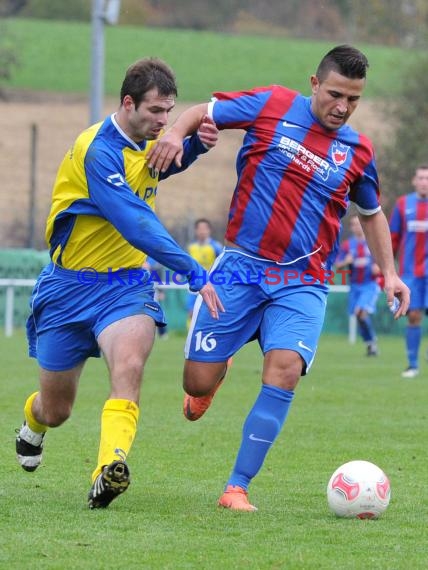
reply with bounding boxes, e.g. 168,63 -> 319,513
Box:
5,18 -> 423,101
1,332 -> 426,569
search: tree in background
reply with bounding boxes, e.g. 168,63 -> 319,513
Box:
16,0 -> 90,21
0,0 -> 27,17
134,0 -> 428,47
343,0 -> 428,47
377,54 -> 428,213
7,0 -> 428,47
0,0 -> 28,98
0,26 -> 19,95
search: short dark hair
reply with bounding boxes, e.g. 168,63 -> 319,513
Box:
120,57 -> 178,108
316,45 -> 369,81
194,218 -> 212,229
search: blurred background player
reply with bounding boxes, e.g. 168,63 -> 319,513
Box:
186,218 -> 223,326
335,214 -> 381,356
390,164 -> 428,378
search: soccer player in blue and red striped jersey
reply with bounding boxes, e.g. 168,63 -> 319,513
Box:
335,214 -> 381,356
15,58 -> 224,509
390,165 -> 428,378
149,45 -> 410,512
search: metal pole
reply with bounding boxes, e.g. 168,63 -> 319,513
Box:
28,123 -> 38,248
5,286 -> 14,337
90,0 -> 105,125
348,314 -> 357,344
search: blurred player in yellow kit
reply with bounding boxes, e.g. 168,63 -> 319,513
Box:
186,218 -> 223,326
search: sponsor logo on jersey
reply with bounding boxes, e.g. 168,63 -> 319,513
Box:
277,136 -> 350,182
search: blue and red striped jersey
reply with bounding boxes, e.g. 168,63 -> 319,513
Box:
336,237 -> 376,284
208,85 -> 380,271
390,192 -> 428,277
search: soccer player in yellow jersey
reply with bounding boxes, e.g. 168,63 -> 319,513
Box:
15,58 -> 223,509
186,218 -> 223,323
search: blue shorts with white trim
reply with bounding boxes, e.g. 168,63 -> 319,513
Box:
185,249 -> 328,375
26,263 -> 166,371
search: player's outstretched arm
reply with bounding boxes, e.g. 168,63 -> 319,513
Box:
147,103 -> 209,172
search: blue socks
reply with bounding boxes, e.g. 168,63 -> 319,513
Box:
227,384 -> 294,490
357,314 -> 376,343
406,325 -> 421,368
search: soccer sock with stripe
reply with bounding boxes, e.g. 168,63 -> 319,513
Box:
226,384 -> 294,491
405,325 -> 421,368
24,391 -> 48,433
92,399 -> 139,482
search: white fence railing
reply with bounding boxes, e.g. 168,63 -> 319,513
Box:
0,279 -> 354,341
0,278 -> 36,338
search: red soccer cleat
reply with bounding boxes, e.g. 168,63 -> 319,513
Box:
218,485 -> 257,512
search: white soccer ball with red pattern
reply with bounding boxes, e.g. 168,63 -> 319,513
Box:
327,460 -> 391,519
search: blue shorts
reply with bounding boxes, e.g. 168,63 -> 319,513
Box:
348,282 -> 380,315
26,263 -> 166,371
186,291 -> 198,312
401,275 -> 428,312
184,250 -> 328,374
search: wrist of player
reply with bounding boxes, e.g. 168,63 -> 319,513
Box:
187,263 -> 208,292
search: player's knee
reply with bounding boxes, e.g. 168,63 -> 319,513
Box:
262,365 -> 302,390
407,310 -> 422,326
265,376 -> 300,391
183,367 -> 219,396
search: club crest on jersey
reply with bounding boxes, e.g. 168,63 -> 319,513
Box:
331,141 -> 350,168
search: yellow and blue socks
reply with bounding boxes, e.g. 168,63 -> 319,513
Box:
92,399 -> 139,482
227,384 -> 294,490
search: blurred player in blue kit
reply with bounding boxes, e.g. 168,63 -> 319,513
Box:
148,45 -> 410,511
15,57 -> 223,509
335,214 -> 381,356
390,165 -> 428,378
